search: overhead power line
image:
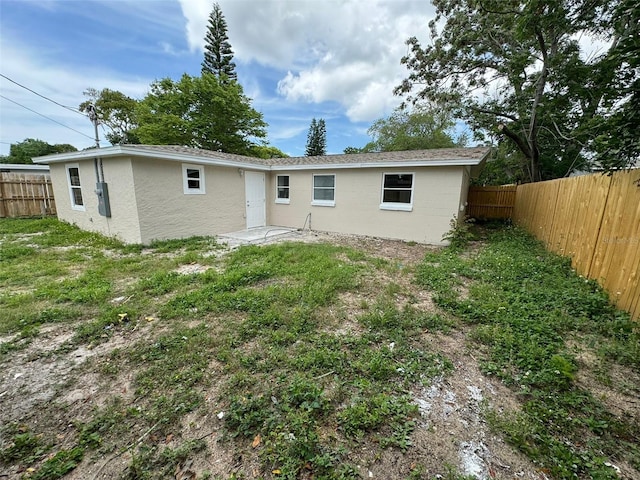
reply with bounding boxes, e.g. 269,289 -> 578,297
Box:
0,73 -> 86,116
0,94 -> 94,140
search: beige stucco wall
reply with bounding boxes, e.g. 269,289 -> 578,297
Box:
267,166 -> 466,245
50,156 -> 471,246
458,166 -> 471,224
131,158 -> 247,244
50,158 -> 143,243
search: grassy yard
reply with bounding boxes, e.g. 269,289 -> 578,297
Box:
0,218 -> 638,480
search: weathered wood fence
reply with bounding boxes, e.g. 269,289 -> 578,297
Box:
513,169 -> 640,320
467,185 -> 517,220
0,172 -> 56,218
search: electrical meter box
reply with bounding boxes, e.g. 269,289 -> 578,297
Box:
96,182 -> 111,217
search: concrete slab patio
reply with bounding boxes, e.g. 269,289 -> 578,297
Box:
217,226 -> 301,248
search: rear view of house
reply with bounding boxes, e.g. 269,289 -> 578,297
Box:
34,145 -> 488,245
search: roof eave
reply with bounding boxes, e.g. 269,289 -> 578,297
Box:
270,158 -> 487,171
33,146 -> 270,171
0,163 -> 50,170
33,146 -> 491,171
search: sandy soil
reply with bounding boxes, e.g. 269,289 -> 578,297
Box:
0,231 -> 604,479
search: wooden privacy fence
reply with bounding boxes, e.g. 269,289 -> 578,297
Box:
0,172 -> 56,218
467,185 -> 517,220
513,169 -> 640,320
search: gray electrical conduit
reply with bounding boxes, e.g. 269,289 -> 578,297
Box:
261,213 -> 312,242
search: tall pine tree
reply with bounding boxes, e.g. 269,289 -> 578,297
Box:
305,118 -> 326,156
201,2 -> 237,81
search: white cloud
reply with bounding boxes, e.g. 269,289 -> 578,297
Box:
1,0 -> 437,156
160,41 -> 188,57
178,0 -> 435,122
268,124 -> 309,141
0,33 -> 152,154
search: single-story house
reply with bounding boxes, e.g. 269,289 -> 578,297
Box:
33,145 -> 489,245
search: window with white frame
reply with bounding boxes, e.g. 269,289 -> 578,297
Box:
312,174 -> 335,206
380,173 -> 414,211
276,175 -> 290,204
66,164 -> 85,211
182,164 -> 205,194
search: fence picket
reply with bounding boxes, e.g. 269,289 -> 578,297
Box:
467,185 -> 517,220
0,172 -> 56,218
513,169 -> 640,320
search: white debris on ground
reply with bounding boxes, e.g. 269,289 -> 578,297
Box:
413,376 -> 491,479
174,263 -> 212,275
459,440 -> 489,479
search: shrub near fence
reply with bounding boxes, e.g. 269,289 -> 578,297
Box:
0,172 -> 56,218
513,169 -> 640,320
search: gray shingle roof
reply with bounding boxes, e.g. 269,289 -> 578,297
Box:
269,147 -> 489,166
34,144 -> 490,168
125,145 -> 271,166
125,145 -> 490,167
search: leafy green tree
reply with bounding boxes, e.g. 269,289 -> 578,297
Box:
343,146 -> 364,154
134,73 -> 267,155
80,88 -> 140,145
201,2 -> 237,81
305,118 -> 326,156
396,0 -> 633,182
587,0 -> 640,170
1,138 -> 77,164
473,143 -> 529,185
248,145 -> 288,159
354,104 -> 465,153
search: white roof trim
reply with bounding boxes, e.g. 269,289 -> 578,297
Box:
0,163 -> 50,170
33,145 -> 488,171
138,152 -> 270,171
271,158 -> 484,171
33,146 -> 270,171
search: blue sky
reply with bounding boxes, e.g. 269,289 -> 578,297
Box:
0,0 -> 439,157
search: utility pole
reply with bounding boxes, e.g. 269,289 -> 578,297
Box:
86,103 -> 110,216
87,104 -> 100,149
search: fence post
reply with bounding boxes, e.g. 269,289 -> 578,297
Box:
586,175 -> 614,277
0,173 -> 6,218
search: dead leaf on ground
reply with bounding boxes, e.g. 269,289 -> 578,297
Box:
252,433 -> 261,448
175,459 -> 196,480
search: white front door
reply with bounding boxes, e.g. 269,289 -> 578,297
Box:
245,171 -> 266,229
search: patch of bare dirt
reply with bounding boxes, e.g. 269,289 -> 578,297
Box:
0,325 -> 77,425
573,344 -> 640,424
0,319 -> 156,428
174,263 -> 213,275
315,329 -> 546,480
307,231 -> 437,265
406,330 -> 546,480
0,232 -> 560,479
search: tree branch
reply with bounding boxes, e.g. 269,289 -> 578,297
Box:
468,106 -> 519,122
498,123 -> 532,160
478,1 -> 521,15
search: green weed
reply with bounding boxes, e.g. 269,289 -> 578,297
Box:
441,216 -> 476,249
417,225 -> 640,476
31,447 -> 84,480
338,393 -> 418,449
124,439 -> 207,479
13,219 -> 613,478
0,426 -> 49,465
148,235 -> 218,253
